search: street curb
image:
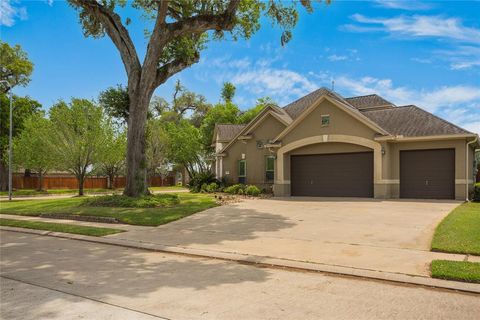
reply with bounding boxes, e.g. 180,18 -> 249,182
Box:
2,226 -> 479,294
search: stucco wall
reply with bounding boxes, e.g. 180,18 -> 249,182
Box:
281,100 -> 377,146
221,114 -> 286,188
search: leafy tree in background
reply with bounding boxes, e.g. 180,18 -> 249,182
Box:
98,84 -> 129,122
221,82 -> 236,103
48,99 -> 107,196
96,122 -> 127,189
238,97 -> 275,124
145,119 -> 169,181
12,113 -> 55,191
0,95 -> 41,190
163,119 -> 205,178
200,102 -> 240,149
68,0 -> 318,196
0,41 -> 33,93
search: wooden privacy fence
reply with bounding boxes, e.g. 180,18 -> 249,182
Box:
12,175 -> 175,190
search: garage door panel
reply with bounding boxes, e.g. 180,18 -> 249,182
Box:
400,149 -> 454,199
291,152 -> 373,197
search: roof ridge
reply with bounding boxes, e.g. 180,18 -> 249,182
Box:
346,94 -> 379,99
282,87 -> 332,109
408,105 -> 473,135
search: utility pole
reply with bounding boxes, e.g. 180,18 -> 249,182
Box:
1,80 -> 13,200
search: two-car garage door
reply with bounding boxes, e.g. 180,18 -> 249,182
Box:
290,149 -> 455,199
291,152 -> 373,197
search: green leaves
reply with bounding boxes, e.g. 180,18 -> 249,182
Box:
0,41 -> 34,92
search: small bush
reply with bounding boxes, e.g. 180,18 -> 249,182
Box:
188,172 -> 219,193
205,182 -> 219,193
223,184 -> 245,194
474,182 -> 480,202
245,185 -> 261,196
82,194 -> 179,208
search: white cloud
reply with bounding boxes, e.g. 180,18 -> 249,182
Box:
232,68 -> 317,105
347,14 -> 480,44
335,75 -> 480,133
328,54 -> 348,61
46,0 -> 54,6
436,46 -> 480,70
373,1 -> 432,11
0,0 -> 27,27
410,57 -> 431,64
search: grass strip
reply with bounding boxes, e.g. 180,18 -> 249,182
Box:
0,218 -> 124,237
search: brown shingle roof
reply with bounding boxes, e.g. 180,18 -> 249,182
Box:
215,124 -> 246,141
361,105 -> 472,137
345,94 -> 395,110
283,87 -> 355,119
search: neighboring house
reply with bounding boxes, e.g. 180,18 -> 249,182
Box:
212,88 -> 479,200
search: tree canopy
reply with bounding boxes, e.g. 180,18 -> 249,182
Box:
68,0 -> 320,196
0,41 -> 34,93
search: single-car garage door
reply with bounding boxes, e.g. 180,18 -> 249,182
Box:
291,152 -> 373,197
400,149 -> 455,199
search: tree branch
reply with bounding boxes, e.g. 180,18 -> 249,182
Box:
155,53 -> 200,87
166,0 -> 240,39
69,0 -> 141,78
143,0 -> 169,77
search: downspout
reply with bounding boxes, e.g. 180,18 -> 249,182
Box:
466,136 -> 478,201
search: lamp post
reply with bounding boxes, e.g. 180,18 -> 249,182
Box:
1,80 -> 13,200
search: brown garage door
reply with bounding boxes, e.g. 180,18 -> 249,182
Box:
291,152 -> 373,197
400,149 -> 455,199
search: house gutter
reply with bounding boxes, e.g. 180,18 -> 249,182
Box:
466,136 -> 478,201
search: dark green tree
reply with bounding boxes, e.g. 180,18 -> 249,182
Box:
221,82 -> 236,103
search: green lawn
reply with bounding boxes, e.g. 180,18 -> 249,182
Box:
431,260 -> 480,283
0,193 -> 217,226
0,186 -> 186,197
431,202 -> 480,255
0,218 -> 124,236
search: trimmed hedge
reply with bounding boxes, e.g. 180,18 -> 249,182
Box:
474,182 -> 480,202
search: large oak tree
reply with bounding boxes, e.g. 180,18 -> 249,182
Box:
68,0 -> 321,196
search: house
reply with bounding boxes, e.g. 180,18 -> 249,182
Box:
212,88 -> 479,200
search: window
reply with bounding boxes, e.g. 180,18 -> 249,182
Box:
321,115 -> 330,126
265,156 -> 275,183
238,159 -> 246,184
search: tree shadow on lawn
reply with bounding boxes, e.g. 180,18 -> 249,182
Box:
0,231 -> 272,319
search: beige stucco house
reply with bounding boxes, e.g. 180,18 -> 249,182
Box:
213,88 -> 479,200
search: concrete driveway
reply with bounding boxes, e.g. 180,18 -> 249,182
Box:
111,198 -> 462,277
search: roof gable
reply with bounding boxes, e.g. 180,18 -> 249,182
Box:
219,105 -> 291,153
275,94 -> 389,142
213,124 -> 246,143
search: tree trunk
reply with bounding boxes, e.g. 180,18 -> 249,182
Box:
108,173 -> 115,189
124,84 -> 153,197
0,157 -> 7,191
37,171 -> 44,191
78,174 -> 84,196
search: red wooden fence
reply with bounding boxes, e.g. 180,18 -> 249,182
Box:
13,175 -> 175,190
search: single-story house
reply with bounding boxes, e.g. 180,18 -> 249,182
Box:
212,88 -> 479,200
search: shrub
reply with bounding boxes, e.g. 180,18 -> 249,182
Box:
223,184 -> 245,194
82,194 -> 179,208
245,185 -> 261,196
188,172 -> 219,193
474,182 -> 480,202
205,182 -> 219,193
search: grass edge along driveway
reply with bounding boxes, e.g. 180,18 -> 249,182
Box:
0,193 -> 218,226
430,202 -> 480,283
0,218 -> 124,237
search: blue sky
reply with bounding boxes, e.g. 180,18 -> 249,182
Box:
1,0 -> 479,133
